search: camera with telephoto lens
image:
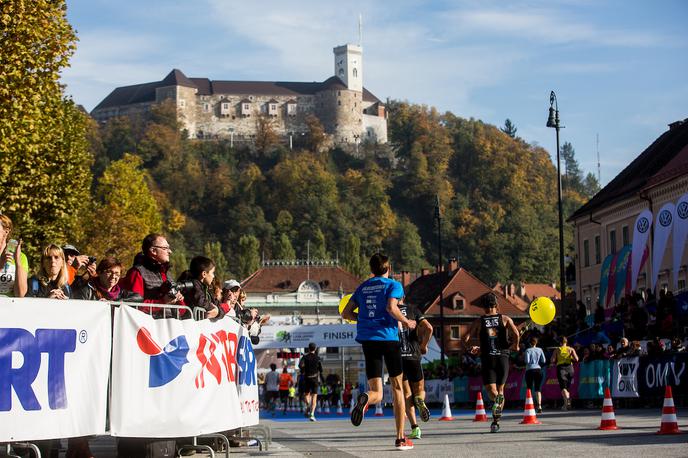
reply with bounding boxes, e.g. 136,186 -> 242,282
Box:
161,279 -> 194,298
238,307 -> 260,325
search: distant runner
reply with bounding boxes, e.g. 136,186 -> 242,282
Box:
299,342 -> 323,421
462,292 -> 519,433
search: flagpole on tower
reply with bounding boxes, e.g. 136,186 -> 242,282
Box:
358,13 -> 363,47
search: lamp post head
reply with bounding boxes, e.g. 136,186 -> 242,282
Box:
547,90 -> 559,128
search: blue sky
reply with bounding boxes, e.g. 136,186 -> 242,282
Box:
62,0 -> 688,185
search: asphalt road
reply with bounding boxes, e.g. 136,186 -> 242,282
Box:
230,408 -> 688,457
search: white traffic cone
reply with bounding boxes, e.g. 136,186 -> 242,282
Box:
374,402 -> 384,416
473,392 -> 488,422
324,403 -> 331,414
349,400 -> 355,414
316,403 -> 322,414
336,399 -> 344,415
439,394 -> 454,421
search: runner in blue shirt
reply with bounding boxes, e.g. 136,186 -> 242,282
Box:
342,253 -> 417,451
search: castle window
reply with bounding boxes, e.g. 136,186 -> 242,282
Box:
338,101 -> 341,106
179,99 -> 186,107
203,103 -> 210,112
287,103 -> 297,116
338,91 -> 341,96
353,68 -> 358,77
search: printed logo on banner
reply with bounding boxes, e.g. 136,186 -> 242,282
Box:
136,327 -> 189,388
658,210 -> 672,227
615,358 -> 638,396
636,217 -> 650,233
644,360 -> 685,390
678,202 -> 688,219
276,330 -> 291,343
0,328 -> 76,411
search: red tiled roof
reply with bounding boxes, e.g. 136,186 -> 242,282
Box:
494,283 -> 560,312
406,268 -> 528,318
241,265 -> 362,293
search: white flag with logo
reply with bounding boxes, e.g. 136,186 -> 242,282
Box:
0,298 -> 111,441
673,193 -> 688,290
631,209 -> 653,291
652,203 -> 675,290
110,305 -> 248,437
236,326 -> 259,427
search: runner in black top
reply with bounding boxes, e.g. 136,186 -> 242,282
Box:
399,299 -> 433,440
462,292 -> 519,433
298,342 -> 323,421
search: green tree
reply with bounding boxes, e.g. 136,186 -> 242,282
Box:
273,233 -> 296,260
81,154 -> 163,264
237,234 -> 260,279
204,240 -> 229,283
385,218 -> 425,272
342,234 -> 365,277
500,119 -> 518,138
0,1 -> 93,261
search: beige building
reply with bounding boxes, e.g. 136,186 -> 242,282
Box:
569,119 -> 688,310
91,44 -> 387,146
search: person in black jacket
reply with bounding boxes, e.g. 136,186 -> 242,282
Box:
178,256 -> 222,320
27,244 -> 71,299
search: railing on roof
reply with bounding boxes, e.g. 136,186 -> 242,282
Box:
261,259 -> 340,267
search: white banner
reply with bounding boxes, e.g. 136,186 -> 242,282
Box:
652,203 -> 675,290
673,193 -> 688,291
0,298 -> 111,441
111,306 -> 256,437
631,209 -> 653,291
611,357 -> 640,398
253,324 -> 357,349
424,379 -> 455,403
236,326 -> 259,427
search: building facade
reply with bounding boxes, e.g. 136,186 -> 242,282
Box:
569,119 -> 688,310
91,44 -> 387,146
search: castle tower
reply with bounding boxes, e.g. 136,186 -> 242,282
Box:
333,44 -> 362,92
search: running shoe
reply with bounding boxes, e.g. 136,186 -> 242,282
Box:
395,437 -> 414,451
350,392 -> 369,427
490,421 -> 500,433
408,426 -> 422,440
414,396 -> 431,422
309,414 -> 317,422
492,394 -> 504,419
536,406 -> 543,414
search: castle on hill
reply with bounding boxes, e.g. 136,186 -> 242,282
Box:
91,44 -> 388,146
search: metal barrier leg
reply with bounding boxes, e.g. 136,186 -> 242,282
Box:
177,437 -> 215,458
6,443 -> 41,458
197,433 -> 230,458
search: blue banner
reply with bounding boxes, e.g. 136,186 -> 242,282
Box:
614,245 -> 632,303
453,376 -> 469,403
577,360 -> 610,399
599,254 -> 614,307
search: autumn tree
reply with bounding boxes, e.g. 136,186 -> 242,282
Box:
80,154 -> 163,265
0,0 -> 92,260
236,234 -> 260,279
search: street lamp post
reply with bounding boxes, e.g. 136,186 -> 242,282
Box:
434,195 -> 445,365
547,91 -> 566,306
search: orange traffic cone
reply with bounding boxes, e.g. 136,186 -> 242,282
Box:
439,394 -> 455,421
598,388 -> 619,430
657,385 -> 682,434
473,392 -> 488,422
374,402 -> 384,416
520,389 -> 541,425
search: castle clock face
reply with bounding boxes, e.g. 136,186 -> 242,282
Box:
339,68 -> 345,76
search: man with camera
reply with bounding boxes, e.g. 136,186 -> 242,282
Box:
119,233 -> 187,317
62,244 -> 97,287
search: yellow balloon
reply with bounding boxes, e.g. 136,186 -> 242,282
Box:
338,294 -> 358,323
529,296 -> 556,325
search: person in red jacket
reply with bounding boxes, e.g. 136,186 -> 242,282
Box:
119,233 -> 186,317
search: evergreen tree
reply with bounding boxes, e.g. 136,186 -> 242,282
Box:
342,234 -> 365,278
385,218 -> 426,272
273,233 -> 296,260
500,119 -> 518,138
237,234 -> 260,279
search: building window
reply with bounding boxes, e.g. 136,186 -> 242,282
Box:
433,327 -> 442,340
338,100 -> 341,106
244,104 -> 249,110
583,240 -> 590,267
326,347 -> 339,354
595,235 -> 601,264
179,99 -> 186,107
450,326 -> 460,340
353,68 -> 358,77
610,229 -> 617,255
622,226 -> 629,246
679,279 -> 686,291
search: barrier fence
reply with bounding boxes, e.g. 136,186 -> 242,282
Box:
448,355 -> 688,403
0,297 -> 258,443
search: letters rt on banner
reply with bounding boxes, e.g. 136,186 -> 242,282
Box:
0,298 -> 111,442
110,306 -> 257,438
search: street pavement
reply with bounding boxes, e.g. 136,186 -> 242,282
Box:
229,407 -> 687,457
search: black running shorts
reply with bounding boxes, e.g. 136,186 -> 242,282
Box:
525,368 -> 543,391
481,354 -> 509,385
361,340 -> 403,379
402,358 -> 424,383
302,377 -> 319,395
557,364 -> 574,390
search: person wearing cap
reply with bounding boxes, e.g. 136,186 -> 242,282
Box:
220,279 -> 241,317
62,244 -> 96,286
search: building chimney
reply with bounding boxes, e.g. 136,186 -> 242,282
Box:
509,283 -> 515,297
401,271 -> 411,287
447,257 -> 458,272
421,268 -> 430,276
519,284 -> 526,298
